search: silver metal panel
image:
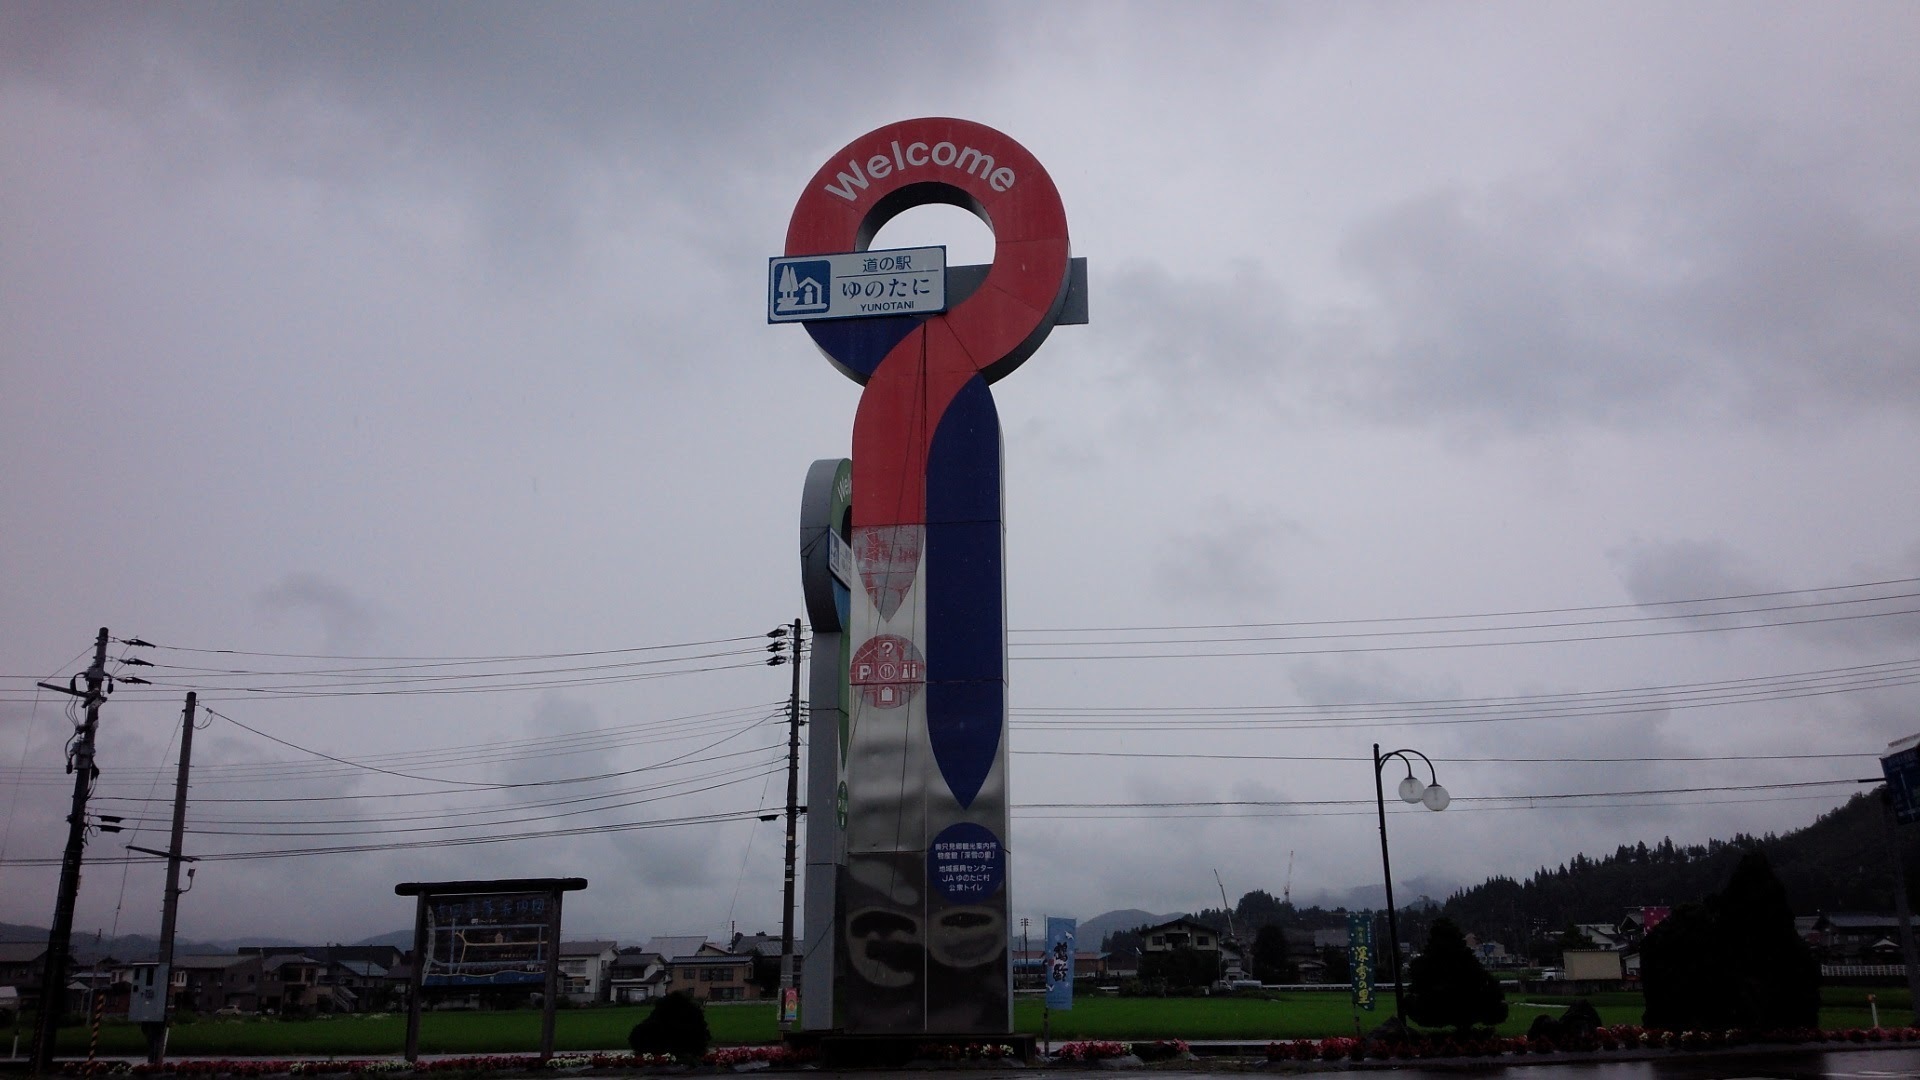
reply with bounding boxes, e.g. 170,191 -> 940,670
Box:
945,257 -> 1087,324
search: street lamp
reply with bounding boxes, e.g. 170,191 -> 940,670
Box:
1373,744 -> 1449,1029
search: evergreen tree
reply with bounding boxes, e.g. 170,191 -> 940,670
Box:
1640,903 -> 1735,1030
627,992 -> 711,1062
1249,924 -> 1294,983
1403,917 -> 1508,1031
1713,850 -> 1819,1030
1640,850 -> 1819,1031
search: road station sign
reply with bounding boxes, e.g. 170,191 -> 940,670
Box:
768,245 -> 946,323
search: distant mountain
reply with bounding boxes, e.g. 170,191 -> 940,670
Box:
1441,791 -> 1920,956
0,922 -> 48,945
352,928 -> 415,948
1319,876 -> 1457,914
1079,908 -> 1184,947
0,923 -> 305,963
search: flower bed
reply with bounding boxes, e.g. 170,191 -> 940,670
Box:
1263,1025 -> 1920,1063
912,1042 -> 1019,1062
1049,1040 -> 1130,1062
1129,1039 -> 1189,1062
61,1046 -> 818,1077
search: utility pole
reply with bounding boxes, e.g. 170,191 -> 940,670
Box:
32,628 -> 110,1073
1879,787 -> 1920,1025
775,619 -> 803,1032
137,692 -> 199,1064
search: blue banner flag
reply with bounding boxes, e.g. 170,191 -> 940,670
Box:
1044,916 -> 1076,1010
1347,911 -> 1376,1011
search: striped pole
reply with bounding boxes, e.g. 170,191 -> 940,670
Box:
86,981 -> 106,1073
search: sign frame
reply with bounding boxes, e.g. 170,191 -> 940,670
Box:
768,245 -> 948,323
395,877 -> 586,1062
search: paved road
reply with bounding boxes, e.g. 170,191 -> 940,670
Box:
1022,1046 -> 1920,1079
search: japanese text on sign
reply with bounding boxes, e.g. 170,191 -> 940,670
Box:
768,246 -> 948,323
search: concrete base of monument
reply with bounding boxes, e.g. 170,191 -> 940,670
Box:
785,1031 -> 1037,1068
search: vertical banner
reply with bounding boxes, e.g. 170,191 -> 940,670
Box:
1044,917 -> 1076,1011
1347,911 -> 1376,1011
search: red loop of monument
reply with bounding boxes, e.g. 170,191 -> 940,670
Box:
785,118 -> 1071,529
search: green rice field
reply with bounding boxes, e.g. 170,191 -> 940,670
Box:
37,986 -> 1912,1057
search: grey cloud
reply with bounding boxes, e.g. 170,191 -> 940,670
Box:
1338,127 -> 1920,429
1612,539 -> 1920,649
1148,501 -> 1301,615
0,3 -> 1007,272
255,572 -> 380,653
1613,538 -> 1764,610
1099,123 -> 1919,436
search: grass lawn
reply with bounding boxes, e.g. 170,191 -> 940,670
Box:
45,986 -> 1917,1056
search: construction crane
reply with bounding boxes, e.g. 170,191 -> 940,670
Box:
1214,868 -> 1236,941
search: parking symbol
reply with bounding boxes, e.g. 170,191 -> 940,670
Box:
773,260 -> 831,316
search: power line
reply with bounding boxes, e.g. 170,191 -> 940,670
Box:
1009,605 -> 1920,660
1013,750 -> 1875,764
1010,576 -> 1920,634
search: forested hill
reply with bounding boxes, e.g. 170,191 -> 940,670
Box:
1441,792 -> 1919,943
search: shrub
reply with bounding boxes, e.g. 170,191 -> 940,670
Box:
625,992 -> 710,1063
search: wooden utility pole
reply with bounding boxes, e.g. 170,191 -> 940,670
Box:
778,619 -> 803,1031
32,627 -> 110,1074
139,692 -> 198,1063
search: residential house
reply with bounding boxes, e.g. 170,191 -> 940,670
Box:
332,960 -> 391,1011
641,936 -> 710,962
1807,913 -> 1915,963
1136,917 -> 1236,983
608,950 -> 669,1004
1573,924 -> 1625,950
0,942 -> 60,1010
1563,949 -> 1625,983
729,932 -> 804,997
1138,918 -> 1222,955
239,945 -> 404,971
558,941 -> 618,1004
167,955 -> 264,1014
664,946 -> 761,1003
260,953 -> 359,1014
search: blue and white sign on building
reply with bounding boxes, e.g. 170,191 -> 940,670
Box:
1883,733 -> 1920,825
768,245 -> 947,322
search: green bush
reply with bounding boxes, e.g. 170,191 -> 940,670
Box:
626,993 -> 710,1062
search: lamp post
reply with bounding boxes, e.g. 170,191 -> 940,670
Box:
1373,744 -> 1449,1030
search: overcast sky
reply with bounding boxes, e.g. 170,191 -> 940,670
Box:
4,2 -> 1919,951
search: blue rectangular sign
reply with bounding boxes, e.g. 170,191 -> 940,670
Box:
1883,736 -> 1920,825
1044,916 -> 1076,1011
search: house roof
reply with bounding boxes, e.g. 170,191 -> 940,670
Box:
643,936 -> 711,961
667,953 -> 750,967
1138,917 -> 1221,938
0,942 -> 48,964
1817,913 -> 1913,930
174,955 -> 257,970
731,933 -> 789,957
337,961 -> 387,978
559,940 -> 618,957
261,953 -> 319,970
